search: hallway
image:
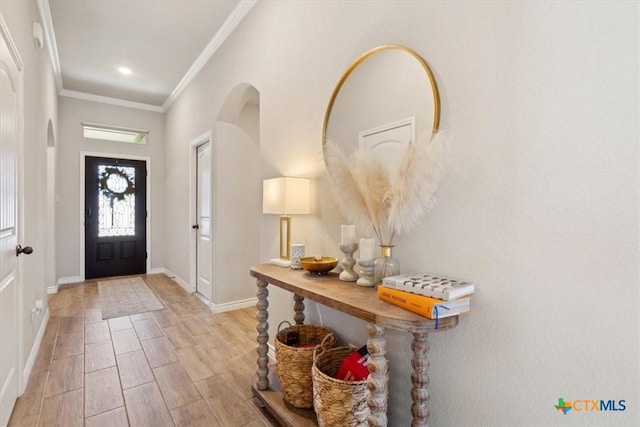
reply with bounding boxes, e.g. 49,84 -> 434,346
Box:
8,274 -> 276,426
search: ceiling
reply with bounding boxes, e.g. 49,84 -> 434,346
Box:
44,0 -> 255,111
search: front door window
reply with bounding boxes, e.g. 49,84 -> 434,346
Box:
98,165 -> 136,237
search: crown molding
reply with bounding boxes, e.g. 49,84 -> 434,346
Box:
36,0 -> 62,92
161,0 -> 258,111
60,89 -> 164,113
36,0 -> 256,113
0,15 -> 24,70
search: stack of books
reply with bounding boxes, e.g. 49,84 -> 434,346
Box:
377,273 -> 475,321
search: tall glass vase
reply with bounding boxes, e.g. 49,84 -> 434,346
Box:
374,245 -> 400,284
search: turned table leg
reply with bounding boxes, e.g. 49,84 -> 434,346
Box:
367,323 -> 388,427
256,279 -> 269,391
411,332 -> 430,427
293,294 -> 305,324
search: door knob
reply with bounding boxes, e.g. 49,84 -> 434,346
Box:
16,245 -> 34,256
192,224 -> 199,229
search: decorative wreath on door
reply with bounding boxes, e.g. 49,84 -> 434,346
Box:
98,166 -> 135,207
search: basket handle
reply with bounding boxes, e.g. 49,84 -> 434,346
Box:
277,320 -> 293,334
313,332 -> 336,358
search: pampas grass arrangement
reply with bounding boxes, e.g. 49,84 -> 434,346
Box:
325,131 -> 447,245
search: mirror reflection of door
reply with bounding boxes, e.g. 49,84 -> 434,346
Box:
196,142 -> 212,301
84,156 -> 147,279
323,45 -> 440,181
359,116 -> 415,176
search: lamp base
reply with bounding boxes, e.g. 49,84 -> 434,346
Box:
270,258 -> 291,268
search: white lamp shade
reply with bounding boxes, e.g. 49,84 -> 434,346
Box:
263,177 -> 310,215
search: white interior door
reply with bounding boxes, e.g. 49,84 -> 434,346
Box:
0,24 -> 22,427
196,142 -> 212,301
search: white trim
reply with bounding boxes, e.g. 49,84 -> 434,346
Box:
82,121 -> 150,137
147,267 -> 166,275
0,275 -> 13,293
172,276 -> 194,293
163,269 -> 195,293
50,275 -> 83,293
0,16 -> 24,71
162,0 -> 257,111
56,276 -> 82,286
358,116 -> 416,148
267,343 -> 275,362
210,297 -> 257,314
189,131 -> 213,301
36,0 -> 62,91
61,89 -> 164,113
36,0 -> 256,113
80,152 -> 152,281
22,309 -> 49,390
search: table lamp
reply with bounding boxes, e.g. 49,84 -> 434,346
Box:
263,177 -> 310,267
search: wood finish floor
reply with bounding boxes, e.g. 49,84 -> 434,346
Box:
8,274 -> 278,427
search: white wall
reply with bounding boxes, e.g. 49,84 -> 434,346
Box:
164,84 -> 265,302
214,118 -> 261,305
165,1 -> 638,425
0,0 -> 58,383
56,97 -> 165,280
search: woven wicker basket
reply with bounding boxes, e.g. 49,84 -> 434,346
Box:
275,321 -> 335,408
312,334 -> 370,426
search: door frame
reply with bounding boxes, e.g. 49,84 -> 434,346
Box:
79,152 -> 151,280
189,130 -> 215,301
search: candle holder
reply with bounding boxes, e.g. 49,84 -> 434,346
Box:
339,243 -> 359,282
356,259 -> 375,287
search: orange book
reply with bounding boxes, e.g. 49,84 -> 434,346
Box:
377,285 -> 470,320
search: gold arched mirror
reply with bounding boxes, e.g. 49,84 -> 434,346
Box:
323,45 -> 440,171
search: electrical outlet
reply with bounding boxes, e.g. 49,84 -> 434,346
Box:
31,299 -> 43,315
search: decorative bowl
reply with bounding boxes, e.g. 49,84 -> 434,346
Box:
300,256 -> 338,275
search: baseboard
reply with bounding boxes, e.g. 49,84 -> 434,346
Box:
156,270 -> 256,313
22,308 -> 50,391
147,267 -> 167,275
163,269 -> 195,293
268,342 -> 275,362
53,275 -> 83,294
210,297 -> 257,314
57,276 -> 83,285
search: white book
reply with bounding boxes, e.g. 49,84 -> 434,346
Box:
382,273 -> 475,301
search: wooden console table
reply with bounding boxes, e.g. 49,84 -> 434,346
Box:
250,264 -> 459,427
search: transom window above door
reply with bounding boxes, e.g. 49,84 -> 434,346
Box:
82,122 -> 149,145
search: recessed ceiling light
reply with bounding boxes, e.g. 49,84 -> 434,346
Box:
118,67 -> 132,75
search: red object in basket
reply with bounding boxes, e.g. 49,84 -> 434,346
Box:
335,345 -> 370,381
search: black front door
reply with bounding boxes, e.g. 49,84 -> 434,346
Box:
85,156 -> 147,279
